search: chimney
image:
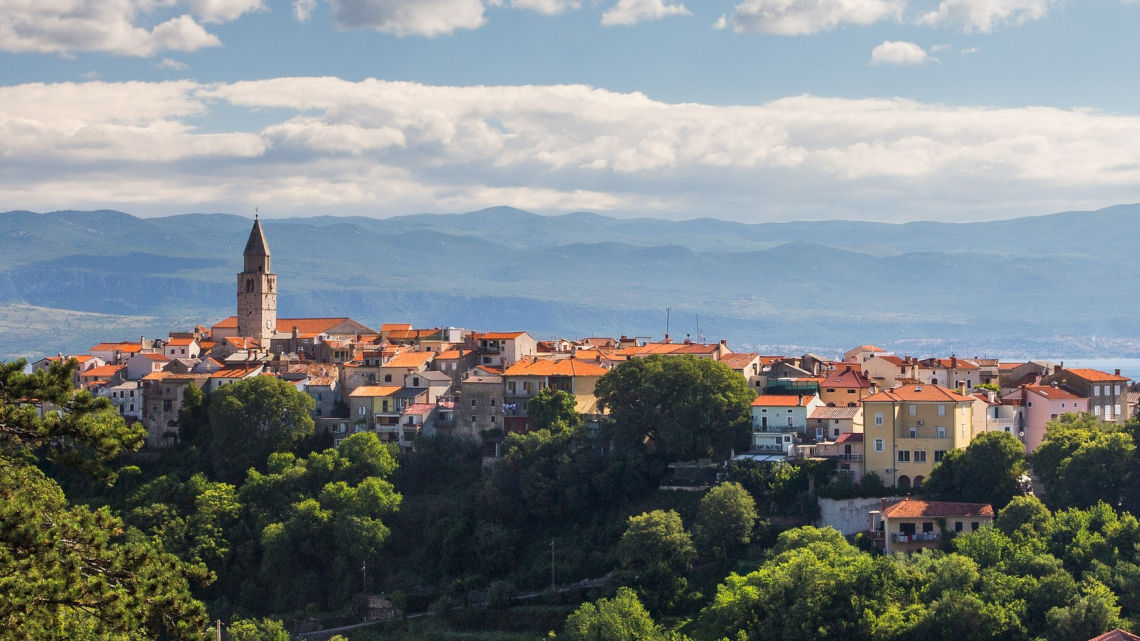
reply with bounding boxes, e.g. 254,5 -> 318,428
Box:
951,356 -> 957,369
957,381 -> 967,395
798,394 -> 804,405
292,326 -> 299,340
1116,369 -> 1122,377
140,335 -> 145,348
880,497 -> 887,512
720,339 -> 727,346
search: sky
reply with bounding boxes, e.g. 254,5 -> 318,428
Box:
2,0 -> 1140,223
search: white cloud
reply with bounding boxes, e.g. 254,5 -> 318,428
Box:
713,13 -> 728,28
961,46 -> 980,53
328,0 -> 487,36
919,0 -> 1055,33
870,40 -> 928,65
156,58 -> 189,70
729,0 -> 904,35
601,0 -> 691,26
0,0 -> 263,56
6,78 -> 1140,221
490,0 -> 582,15
293,0 -> 318,21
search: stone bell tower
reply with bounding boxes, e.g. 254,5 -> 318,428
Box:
236,214 -> 277,342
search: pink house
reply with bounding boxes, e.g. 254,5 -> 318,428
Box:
1003,384 -> 1088,451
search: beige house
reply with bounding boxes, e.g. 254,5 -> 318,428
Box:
862,384 -> 975,490
502,357 -> 610,430
871,498 -> 994,554
720,352 -> 763,389
844,344 -> 886,364
820,366 -> 872,407
808,405 -> 863,442
475,331 -> 538,367
860,354 -> 920,390
814,432 -> 865,482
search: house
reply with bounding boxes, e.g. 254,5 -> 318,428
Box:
163,337 -> 201,360
404,370 -> 452,403
808,405 -> 863,442
305,370 -> 341,419
919,356 -> 981,389
210,316 -> 376,344
814,432 -> 865,482
90,341 -> 145,365
720,352 -> 763,389
750,394 -> 826,453
820,366 -> 872,407
501,357 -> 610,431
376,350 -> 435,387
870,497 -> 994,554
844,345 -> 886,364
141,372 -> 209,447
1000,361 -> 1057,389
348,385 -> 403,432
1048,368 -> 1131,424
126,352 -> 171,380
1088,630 -> 1140,641
457,375 -> 504,438
860,354 -> 920,391
206,364 -> 264,393
862,384 -> 975,490
32,354 -> 104,387
103,380 -> 142,421
475,331 -> 538,366
1002,385 -> 1089,451
78,364 -> 127,390
432,348 -> 479,387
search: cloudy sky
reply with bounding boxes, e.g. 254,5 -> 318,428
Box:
2,0 -> 1140,222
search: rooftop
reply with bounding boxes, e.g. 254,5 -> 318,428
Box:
863,384 -> 973,403
880,498 -> 994,519
503,357 -> 609,378
1062,368 -> 1130,382
349,385 -> 403,397
752,394 -> 816,407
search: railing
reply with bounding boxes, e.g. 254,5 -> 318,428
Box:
752,424 -> 803,433
750,444 -> 792,453
892,532 -> 940,543
817,453 -> 863,461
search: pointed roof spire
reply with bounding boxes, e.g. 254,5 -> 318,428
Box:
244,215 -> 270,257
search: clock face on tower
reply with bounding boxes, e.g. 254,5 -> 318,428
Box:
266,320 -> 274,330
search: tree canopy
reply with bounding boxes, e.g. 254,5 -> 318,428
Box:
924,431 -> 1026,509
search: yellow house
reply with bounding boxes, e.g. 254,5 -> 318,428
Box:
862,384 -> 975,490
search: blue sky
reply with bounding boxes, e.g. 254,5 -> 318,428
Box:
2,0 -> 1140,222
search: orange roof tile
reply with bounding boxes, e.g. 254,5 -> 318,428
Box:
719,353 -> 760,370
1024,385 -> 1084,400
1088,630 -> 1140,641
383,351 -> 435,369
863,384 -> 973,403
349,385 -> 403,397
381,323 -> 413,332
434,350 -> 464,360
823,367 -> 871,389
1063,368 -> 1130,382
210,365 -> 262,379
999,362 -> 1024,370
142,371 -> 169,381
91,342 -> 142,353
880,499 -> 994,519
503,358 -> 609,378
480,331 -> 528,340
165,337 -> 196,346
81,364 -> 125,377
139,353 -> 170,361
211,316 -> 365,334
751,395 -> 816,407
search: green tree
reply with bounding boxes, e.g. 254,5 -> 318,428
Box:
564,587 -> 666,641
204,376 -> 315,483
176,382 -> 209,448
1045,580 -> 1123,641
527,388 -> 582,434
595,355 -> 755,461
925,431 -> 1026,509
1030,413 -> 1127,508
618,510 -> 696,613
694,482 -> 757,564
0,358 -> 208,639
226,617 -> 290,641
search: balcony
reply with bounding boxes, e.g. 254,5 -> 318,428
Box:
750,444 -> 792,453
753,424 -> 804,433
891,532 -> 940,543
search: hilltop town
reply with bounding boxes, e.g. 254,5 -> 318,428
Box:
41,218 -> 1135,475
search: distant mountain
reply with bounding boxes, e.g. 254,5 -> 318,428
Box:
2,204 -> 1140,360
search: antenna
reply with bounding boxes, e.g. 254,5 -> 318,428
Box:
696,314 -> 701,344
255,207 -> 258,220
666,307 -> 671,338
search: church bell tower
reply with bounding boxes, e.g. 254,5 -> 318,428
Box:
237,214 -> 277,342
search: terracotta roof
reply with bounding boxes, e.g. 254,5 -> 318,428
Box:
1062,368 -> 1130,382
434,350 -> 463,360
999,362 -> 1024,370
719,352 -> 760,370
752,395 -> 817,407
349,385 -> 403,397
309,377 -> 337,386
211,317 -> 365,334
928,358 -> 980,370
880,499 -> 994,519
503,357 -> 609,378
809,406 -> 861,419
874,355 -> 908,367
91,342 -> 142,353
383,351 -> 435,369
165,337 -> 196,346
835,432 -> 863,444
210,365 -> 262,379
401,403 -> 435,415
616,343 -> 686,356
138,353 -> 170,361
849,345 -> 885,353
381,323 -> 413,332
823,367 -> 871,389
1088,629 -> 1140,641
863,384 -> 973,403
142,371 -> 169,381
672,343 -> 721,355
82,364 -> 125,377
480,331 -> 528,340
1024,385 -> 1084,400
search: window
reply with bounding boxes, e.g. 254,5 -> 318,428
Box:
381,400 -> 389,412
909,426 -> 917,438
358,406 -> 365,416
491,416 -> 496,424
384,374 -> 392,382
490,399 -> 496,407
955,521 -> 963,532
971,522 -> 980,531
914,450 -> 927,463
937,426 -> 946,438
875,413 -> 884,426
898,450 -> 910,462
1027,401 -> 1033,407
934,450 -> 946,462
354,374 -> 359,383
899,522 -> 916,535
1116,404 -> 1122,416
471,415 -> 476,423
317,394 -> 323,401
922,522 -> 934,533
1094,385 -> 1101,396
1115,385 -> 1122,396
827,388 -> 836,393
412,377 -> 419,386
848,389 -> 856,394
909,405 -> 917,416
508,381 -> 516,392
874,438 -> 885,452
937,405 -> 946,416
471,399 -> 477,407
1095,406 -> 1102,415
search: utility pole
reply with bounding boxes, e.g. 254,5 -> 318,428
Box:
362,560 -> 367,594
550,539 -> 555,591
215,619 -> 221,641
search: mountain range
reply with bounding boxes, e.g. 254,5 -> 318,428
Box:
3,204 -> 1140,361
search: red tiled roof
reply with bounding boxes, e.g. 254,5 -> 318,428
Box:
672,343 -> 721,355
91,342 -> 142,353
383,351 -> 435,369
165,337 -> 196,346
849,345 -> 885,353
349,385 -> 402,397
1088,629 -> 1140,641
139,353 -> 170,361
210,365 -> 262,379
1063,368 -> 1130,382
434,350 -> 463,360
211,317 -> 361,334
1024,385 -> 1084,400
752,395 -> 816,407
864,384 -> 973,403
503,358 -> 609,378
823,367 -> 871,389
809,406 -> 861,419
381,323 -> 413,332
928,358 -> 980,370
81,364 -> 125,378
401,403 -> 435,415
881,499 -> 994,519
480,331 -> 527,340
999,362 -> 1024,370
835,432 -> 864,444
720,353 -> 760,370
